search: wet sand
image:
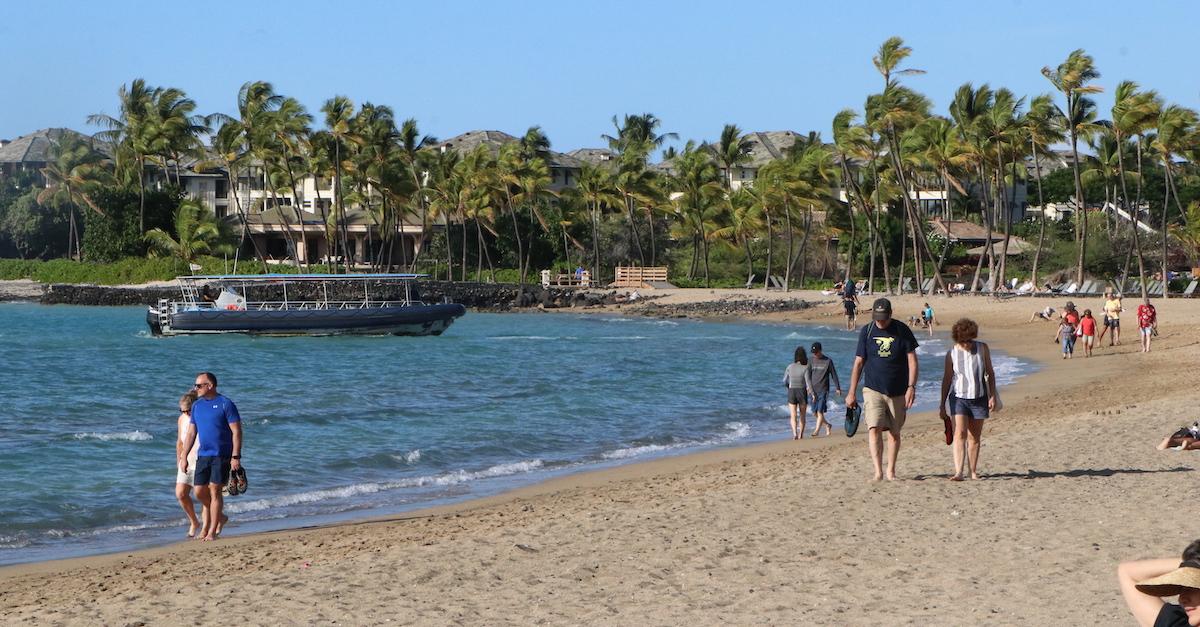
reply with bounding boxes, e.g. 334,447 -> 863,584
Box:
2,289 -> 1194,625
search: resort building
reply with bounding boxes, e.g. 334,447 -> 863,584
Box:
437,130 -> 584,191
0,128 -> 103,183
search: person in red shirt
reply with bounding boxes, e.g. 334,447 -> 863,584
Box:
1137,298 -> 1158,353
1079,309 -> 1098,357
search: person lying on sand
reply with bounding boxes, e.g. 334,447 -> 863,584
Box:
1119,538 -> 1200,627
1029,306 -> 1055,323
1157,423 -> 1200,451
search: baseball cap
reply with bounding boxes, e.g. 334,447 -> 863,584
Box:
871,298 -> 893,321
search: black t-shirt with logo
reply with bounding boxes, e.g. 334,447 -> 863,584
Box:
1155,604 -> 1189,627
855,320 -> 919,396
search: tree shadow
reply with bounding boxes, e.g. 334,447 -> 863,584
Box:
916,467 -> 1193,481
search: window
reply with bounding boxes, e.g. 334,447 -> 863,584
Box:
215,179 -> 228,199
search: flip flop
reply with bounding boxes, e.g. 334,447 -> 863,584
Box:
225,471 -> 241,496
942,416 -> 954,445
234,467 -> 248,494
844,405 -> 860,438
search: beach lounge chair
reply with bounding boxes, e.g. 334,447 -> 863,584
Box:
1152,282 -> 1167,297
900,278 -> 914,293
1079,280 -> 1098,295
1016,281 -> 1034,295
744,274 -> 756,289
1183,280 -> 1198,298
919,278 -> 935,294
1063,282 -> 1079,295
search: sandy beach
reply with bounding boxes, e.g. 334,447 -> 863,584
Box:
3,288 -> 1195,625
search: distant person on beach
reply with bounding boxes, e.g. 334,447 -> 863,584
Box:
1058,310 -> 1077,359
842,278 -> 860,331
922,302 -> 935,337
845,298 -> 919,481
1100,292 -> 1123,346
783,347 -> 810,440
1029,306 -> 1055,322
1079,309 -> 1097,357
805,342 -> 843,437
1138,298 -> 1158,353
175,391 -> 204,538
178,372 -> 242,541
1157,422 -> 1200,451
938,318 -> 999,481
1118,538 -> 1200,627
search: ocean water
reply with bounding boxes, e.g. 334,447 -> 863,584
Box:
0,304 -> 1031,565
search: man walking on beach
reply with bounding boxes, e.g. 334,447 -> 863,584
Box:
179,372 -> 242,541
845,298 -> 919,481
806,342 -> 843,437
842,278 -> 860,331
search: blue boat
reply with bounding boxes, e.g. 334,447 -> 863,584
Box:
146,274 -> 466,337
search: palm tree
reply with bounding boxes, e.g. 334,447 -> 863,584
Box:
950,82 -> 995,292
908,116 -> 968,279
89,78 -> 156,232
1111,81 -> 1161,296
398,119 -> 438,268
711,124 -> 754,189
832,109 -> 891,292
38,135 -> 112,259
671,142 -> 724,286
1151,104 -> 1199,293
571,162 -> 621,283
321,96 -> 357,269
144,200 -> 231,266
1024,93 -> 1065,287
1043,49 -> 1103,287
713,187 -> 763,283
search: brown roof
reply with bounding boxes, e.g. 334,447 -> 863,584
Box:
438,130 -> 582,169
0,128 -> 98,164
928,218 -> 1028,246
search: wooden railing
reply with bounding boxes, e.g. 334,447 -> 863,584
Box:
613,266 -> 668,287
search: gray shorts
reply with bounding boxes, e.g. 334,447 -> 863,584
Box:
949,394 -> 989,420
788,387 -> 807,406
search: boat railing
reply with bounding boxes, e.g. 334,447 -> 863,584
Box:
179,299 -> 426,312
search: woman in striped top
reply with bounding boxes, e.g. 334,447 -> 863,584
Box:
938,318 -> 1000,481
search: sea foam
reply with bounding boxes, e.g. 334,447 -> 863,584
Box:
72,431 -> 153,442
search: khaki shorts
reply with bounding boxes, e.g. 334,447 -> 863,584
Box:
863,387 -> 906,433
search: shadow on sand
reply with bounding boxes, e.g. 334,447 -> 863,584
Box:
916,466 -> 1192,481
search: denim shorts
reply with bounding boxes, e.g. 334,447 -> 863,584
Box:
810,392 -> 829,413
193,456 -> 231,486
949,394 -> 989,420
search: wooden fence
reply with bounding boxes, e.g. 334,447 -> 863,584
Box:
613,266 -> 669,287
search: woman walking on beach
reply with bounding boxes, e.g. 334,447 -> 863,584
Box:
1138,297 -> 1158,353
938,318 -> 999,481
1079,309 -> 1097,357
175,391 -> 203,538
783,347 -> 810,439
1118,538 -> 1200,627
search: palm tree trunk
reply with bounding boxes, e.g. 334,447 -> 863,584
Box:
1031,138 -> 1048,288
784,203 -> 795,290
591,203 -> 601,285
1162,162 -> 1174,294
1115,138 -> 1148,299
762,208 -> 773,289
797,206 -> 813,286
626,195 -> 645,266
1070,124 -> 1088,288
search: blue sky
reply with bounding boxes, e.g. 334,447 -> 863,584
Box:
2,0 -> 1198,156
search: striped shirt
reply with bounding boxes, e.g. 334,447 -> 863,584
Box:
949,341 -> 987,399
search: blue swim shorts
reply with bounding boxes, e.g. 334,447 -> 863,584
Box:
949,394 -> 989,420
810,392 -> 829,413
193,456 -> 231,486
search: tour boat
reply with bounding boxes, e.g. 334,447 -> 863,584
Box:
146,274 -> 466,337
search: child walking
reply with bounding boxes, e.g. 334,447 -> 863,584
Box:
1079,309 -> 1097,357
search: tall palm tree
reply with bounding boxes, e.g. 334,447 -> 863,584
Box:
38,135 -> 112,259
144,199 -> 232,266
1111,81 -> 1161,296
1043,49 -> 1103,287
1024,93 -> 1064,287
1151,104 -> 1199,293
321,96 -> 357,269
907,116 -> 968,278
398,118 -> 438,268
89,78 -> 156,232
711,124 -> 754,189
949,82 -> 995,292
713,187 -> 763,283
571,162 -> 621,283
671,142 -> 724,286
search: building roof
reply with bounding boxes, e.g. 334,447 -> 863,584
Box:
928,217 -> 1029,246
438,130 -> 583,169
567,148 -> 618,168
0,128 -> 96,164
703,130 -> 810,170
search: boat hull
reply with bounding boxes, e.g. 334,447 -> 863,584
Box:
148,303 -> 467,337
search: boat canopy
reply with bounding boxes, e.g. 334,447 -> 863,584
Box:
179,273 -> 428,283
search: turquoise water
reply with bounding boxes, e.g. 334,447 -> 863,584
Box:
0,304 -> 1029,565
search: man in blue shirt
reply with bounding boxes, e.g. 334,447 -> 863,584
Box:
844,298 -> 919,481
179,371 -> 243,541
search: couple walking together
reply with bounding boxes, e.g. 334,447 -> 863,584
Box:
175,372 -> 244,541
844,299 -> 999,481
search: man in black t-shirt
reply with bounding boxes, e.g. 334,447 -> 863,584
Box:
842,278 -> 860,331
845,298 -> 919,481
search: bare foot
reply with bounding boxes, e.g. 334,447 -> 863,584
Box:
949,475 -> 964,481
792,433 -> 799,440
886,473 -> 898,481
870,473 -> 882,482
187,522 -> 198,538
970,474 -> 981,480
215,514 -> 229,535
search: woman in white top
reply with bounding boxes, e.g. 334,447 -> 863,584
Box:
175,390 -> 203,537
938,319 -> 1000,480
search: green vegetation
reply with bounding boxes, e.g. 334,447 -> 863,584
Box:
5,39 -> 1200,296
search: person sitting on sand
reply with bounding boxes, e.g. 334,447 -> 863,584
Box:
1029,306 -> 1055,323
175,391 -> 204,538
1157,422 -> 1200,451
1118,538 -> 1200,627
938,319 -> 999,481
782,347 -> 810,440
805,342 -> 843,437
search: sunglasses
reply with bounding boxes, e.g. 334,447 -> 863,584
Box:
193,382 -> 211,389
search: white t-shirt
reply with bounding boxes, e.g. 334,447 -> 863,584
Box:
178,412 -> 199,462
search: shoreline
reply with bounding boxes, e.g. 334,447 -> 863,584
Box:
4,289 -> 1194,624
1,295 -> 1038,573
